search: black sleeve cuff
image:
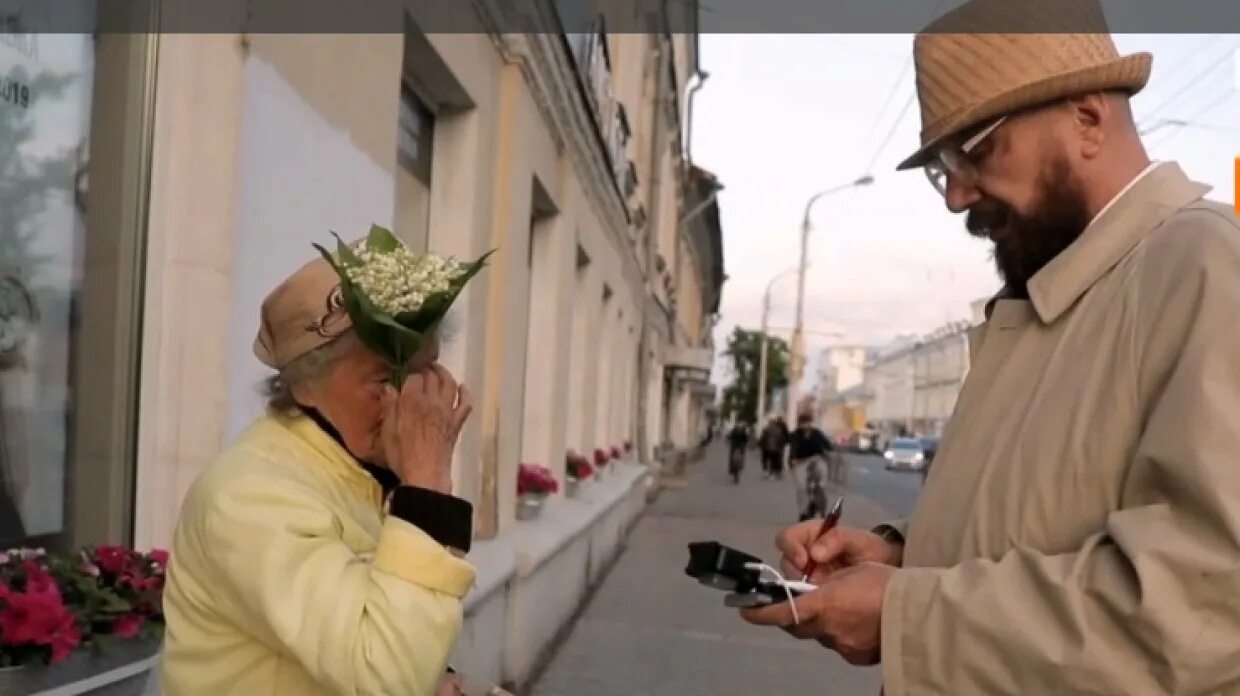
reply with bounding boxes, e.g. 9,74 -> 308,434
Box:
388,486 -> 473,554
871,523 -> 905,546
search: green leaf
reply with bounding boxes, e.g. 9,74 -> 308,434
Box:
366,224 -> 401,253
338,274 -> 424,367
312,243 -> 344,275
330,231 -> 363,267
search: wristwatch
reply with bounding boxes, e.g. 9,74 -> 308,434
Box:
871,523 -> 905,546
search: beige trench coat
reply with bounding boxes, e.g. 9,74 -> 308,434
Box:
880,163 -> 1240,695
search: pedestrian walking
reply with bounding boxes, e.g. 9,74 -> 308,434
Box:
725,421 -> 751,483
161,252 -> 480,695
758,416 -> 789,479
741,1 -> 1240,693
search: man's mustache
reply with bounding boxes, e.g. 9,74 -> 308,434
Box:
966,199 -> 1012,239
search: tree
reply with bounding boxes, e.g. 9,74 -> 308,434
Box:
720,327 -> 789,424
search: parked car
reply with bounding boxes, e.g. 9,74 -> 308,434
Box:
884,437 -> 927,471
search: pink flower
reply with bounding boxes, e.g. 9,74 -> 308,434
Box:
0,589 -> 81,662
48,612 -> 81,663
110,614 -> 144,639
21,561 -> 57,596
95,546 -> 131,575
148,549 -> 169,567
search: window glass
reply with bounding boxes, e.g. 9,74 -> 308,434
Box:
0,34 -> 96,546
396,84 -> 434,253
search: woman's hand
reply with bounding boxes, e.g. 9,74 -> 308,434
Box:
776,522 -> 903,585
436,673 -> 466,696
380,364 -> 472,494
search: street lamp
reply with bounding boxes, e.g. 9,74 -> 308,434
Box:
756,267 -> 800,425
787,174 -> 875,429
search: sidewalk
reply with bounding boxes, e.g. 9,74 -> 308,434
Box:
528,446 -> 894,696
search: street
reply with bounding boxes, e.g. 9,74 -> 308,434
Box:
528,446 -> 924,696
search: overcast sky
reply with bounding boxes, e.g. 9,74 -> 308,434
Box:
692,33 -> 1240,388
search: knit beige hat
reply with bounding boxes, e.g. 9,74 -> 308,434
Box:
253,256 -> 353,369
896,0 -> 1152,171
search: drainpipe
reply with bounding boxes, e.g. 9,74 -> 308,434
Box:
685,3 -> 708,171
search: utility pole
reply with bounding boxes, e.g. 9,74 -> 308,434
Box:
785,175 -> 874,430
756,267 -> 798,425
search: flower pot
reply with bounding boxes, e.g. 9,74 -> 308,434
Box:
0,665 -> 33,696
516,494 -> 546,521
565,477 -> 580,497
0,635 -> 162,695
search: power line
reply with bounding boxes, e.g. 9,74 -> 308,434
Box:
862,53 -> 914,149
857,0 -> 957,175
1138,39 -> 1240,126
865,91 -> 918,174
1147,89 -> 1236,151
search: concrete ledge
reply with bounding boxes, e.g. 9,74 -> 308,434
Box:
463,536 -> 518,613
507,462 -> 647,578
452,460 -> 650,688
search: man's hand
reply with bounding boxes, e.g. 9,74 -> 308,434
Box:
381,364 -> 473,494
740,562 -> 896,665
776,522 -> 902,585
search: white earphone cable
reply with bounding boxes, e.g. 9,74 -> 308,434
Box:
744,562 -> 801,625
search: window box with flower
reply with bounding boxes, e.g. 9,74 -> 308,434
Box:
0,545 -> 167,695
593,448 -> 610,476
516,464 -> 559,520
565,452 -> 594,497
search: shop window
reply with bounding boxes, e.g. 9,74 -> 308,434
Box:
0,32 -> 151,549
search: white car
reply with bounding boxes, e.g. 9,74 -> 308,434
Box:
884,438 -> 927,471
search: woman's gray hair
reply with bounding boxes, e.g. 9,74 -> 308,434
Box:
257,310 -> 460,413
258,332 -> 356,414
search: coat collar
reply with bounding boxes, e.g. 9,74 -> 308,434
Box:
984,162 -> 1209,325
279,411 -> 389,496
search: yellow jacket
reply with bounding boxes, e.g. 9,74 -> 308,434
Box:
160,413 -> 476,696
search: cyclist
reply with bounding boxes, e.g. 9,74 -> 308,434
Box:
788,413 -> 835,520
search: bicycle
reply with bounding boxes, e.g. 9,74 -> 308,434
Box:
792,455 -> 828,521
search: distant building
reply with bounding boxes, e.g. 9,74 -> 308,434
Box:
911,321 -> 972,436
854,318 -> 974,442
865,341 -> 918,440
814,345 -> 869,400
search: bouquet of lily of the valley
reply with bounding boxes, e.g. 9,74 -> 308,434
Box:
314,225 -> 493,387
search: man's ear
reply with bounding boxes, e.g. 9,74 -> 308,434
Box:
1068,93 -> 1108,158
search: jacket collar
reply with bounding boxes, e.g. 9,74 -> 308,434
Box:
281,410 -> 397,496
985,162 -> 1209,325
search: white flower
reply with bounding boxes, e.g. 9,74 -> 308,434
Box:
343,243 -> 464,316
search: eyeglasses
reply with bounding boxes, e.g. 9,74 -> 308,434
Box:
924,115 -> 1008,197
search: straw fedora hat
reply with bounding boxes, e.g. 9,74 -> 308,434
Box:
896,0 -> 1152,171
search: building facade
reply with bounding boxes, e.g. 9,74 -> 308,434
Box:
1,3 -> 721,690
910,321 -> 972,436
822,317 -> 977,445
864,339 -> 917,440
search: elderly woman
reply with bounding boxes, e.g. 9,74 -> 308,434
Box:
160,256 -> 476,696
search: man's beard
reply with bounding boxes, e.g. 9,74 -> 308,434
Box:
965,154 -> 1092,298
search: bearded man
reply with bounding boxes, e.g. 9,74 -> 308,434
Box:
742,1 -> 1240,693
